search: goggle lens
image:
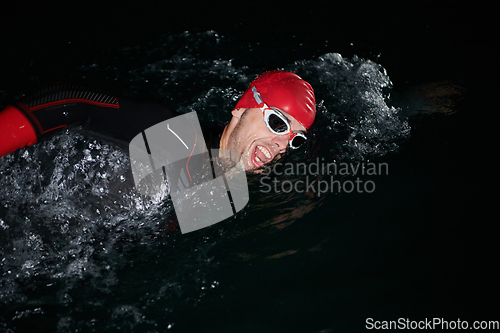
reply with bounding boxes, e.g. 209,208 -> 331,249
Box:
267,113 -> 289,133
290,133 -> 306,149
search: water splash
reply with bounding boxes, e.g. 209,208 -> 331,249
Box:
290,53 -> 410,161
0,31 -> 411,331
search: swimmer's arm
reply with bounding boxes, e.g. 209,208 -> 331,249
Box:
0,105 -> 38,157
0,82 -> 179,158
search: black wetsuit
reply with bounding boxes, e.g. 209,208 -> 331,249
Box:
10,83 -> 228,233
14,82 -> 224,149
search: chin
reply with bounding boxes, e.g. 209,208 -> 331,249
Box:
243,156 -> 259,172
243,153 -> 272,173
238,153 -> 260,173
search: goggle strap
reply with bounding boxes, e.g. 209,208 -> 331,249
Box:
251,87 -> 264,105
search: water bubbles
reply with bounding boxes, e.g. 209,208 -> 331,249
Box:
290,52 -> 410,160
21,150 -> 30,161
0,218 -> 8,229
0,131 -> 180,323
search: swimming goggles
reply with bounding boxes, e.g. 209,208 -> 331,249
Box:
252,86 -> 307,149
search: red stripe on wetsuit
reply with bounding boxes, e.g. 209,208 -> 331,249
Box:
0,83 -> 119,157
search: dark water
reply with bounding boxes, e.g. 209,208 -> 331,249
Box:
0,3 -> 493,332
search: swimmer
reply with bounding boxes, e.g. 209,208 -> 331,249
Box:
0,71 -> 316,172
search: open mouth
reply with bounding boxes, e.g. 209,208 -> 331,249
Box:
251,144 -> 273,168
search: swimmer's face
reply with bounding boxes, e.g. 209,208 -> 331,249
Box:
226,108 -> 307,172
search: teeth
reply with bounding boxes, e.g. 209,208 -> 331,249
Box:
257,145 -> 271,159
255,156 -> 262,162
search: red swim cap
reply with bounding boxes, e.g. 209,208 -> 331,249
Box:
235,71 -> 316,130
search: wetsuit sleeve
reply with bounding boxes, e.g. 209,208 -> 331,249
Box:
0,105 -> 38,157
0,82 -> 179,157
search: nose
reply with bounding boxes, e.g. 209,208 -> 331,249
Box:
271,134 -> 289,153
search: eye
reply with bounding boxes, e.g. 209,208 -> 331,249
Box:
291,135 -> 306,147
268,114 -> 288,132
